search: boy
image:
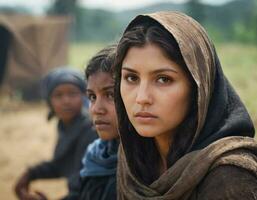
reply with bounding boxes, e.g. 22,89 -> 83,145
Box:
14,67 -> 97,200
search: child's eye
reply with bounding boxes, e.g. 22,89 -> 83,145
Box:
69,91 -> 81,97
52,93 -> 62,99
156,76 -> 172,84
87,93 -> 96,102
106,91 -> 114,100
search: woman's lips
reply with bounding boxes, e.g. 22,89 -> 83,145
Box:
134,112 -> 158,123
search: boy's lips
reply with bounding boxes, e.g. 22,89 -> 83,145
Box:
94,119 -> 110,130
62,108 -> 74,113
94,119 -> 109,125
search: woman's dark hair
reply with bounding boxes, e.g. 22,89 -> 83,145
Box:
85,44 -> 117,80
114,19 -> 198,185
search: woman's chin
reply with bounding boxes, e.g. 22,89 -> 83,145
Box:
136,128 -> 159,138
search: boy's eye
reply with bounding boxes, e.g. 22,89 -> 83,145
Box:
106,91 -> 114,100
68,91 -> 81,97
52,93 -> 62,99
87,93 -> 96,102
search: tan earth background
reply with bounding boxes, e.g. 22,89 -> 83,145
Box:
1,43 -> 257,200
0,99 -> 68,200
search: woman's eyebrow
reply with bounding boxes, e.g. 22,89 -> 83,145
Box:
121,67 -> 138,73
122,67 -> 178,74
151,68 -> 178,74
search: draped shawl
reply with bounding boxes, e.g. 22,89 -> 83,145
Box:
116,11 -> 256,200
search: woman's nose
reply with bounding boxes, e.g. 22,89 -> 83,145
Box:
135,81 -> 153,106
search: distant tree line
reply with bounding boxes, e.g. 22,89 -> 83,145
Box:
187,0 -> 257,43
1,0 -> 256,44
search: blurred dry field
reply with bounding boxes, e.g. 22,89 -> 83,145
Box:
0,99 -> 68,200
0,42 -> 256,200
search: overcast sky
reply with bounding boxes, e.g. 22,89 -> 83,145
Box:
0,0 -> 234,13
82,0 -> 234,10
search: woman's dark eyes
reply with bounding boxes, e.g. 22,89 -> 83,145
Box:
124,74 -> 139,83
122,72 -> 173,85
156,76 -> 172,84
124,75 -> 172,84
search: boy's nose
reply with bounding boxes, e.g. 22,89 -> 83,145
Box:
91,99 -> 106,115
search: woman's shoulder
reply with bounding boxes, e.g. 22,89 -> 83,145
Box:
195,165 -> 257,200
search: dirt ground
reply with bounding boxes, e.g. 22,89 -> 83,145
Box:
1,96 -> 256,200
0,99 -> 68,200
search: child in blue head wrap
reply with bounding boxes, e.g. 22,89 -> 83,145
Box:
42,67 -> 87,121
14,67 -> 97,200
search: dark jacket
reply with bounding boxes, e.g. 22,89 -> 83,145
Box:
27,111 -> 97,185
63,174 -> 116,200
63,139 -> 118,200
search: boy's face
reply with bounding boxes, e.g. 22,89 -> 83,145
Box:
86,71 -> 119,140
50,83 -> 83,124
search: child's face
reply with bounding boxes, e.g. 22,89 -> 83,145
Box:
86,71 -> 119,140
50,83 -> 83,124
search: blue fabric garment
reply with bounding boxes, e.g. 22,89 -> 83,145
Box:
42,67 -> 86,99
80,138 -> 118,177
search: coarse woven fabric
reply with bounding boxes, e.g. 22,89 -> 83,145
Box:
117,11 -> 257,200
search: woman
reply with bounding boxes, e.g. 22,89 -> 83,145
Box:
63,45 -> 119,200
15,67 -> 97,200
114,11 -> 257,199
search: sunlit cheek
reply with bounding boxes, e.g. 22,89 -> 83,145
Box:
120,83 -> 133,120
120,81 -> 127,105
120,81 -> 125,95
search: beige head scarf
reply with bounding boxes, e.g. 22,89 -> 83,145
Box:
116,11 -> 256,199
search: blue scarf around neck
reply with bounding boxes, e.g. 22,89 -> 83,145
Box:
80,138 -> 118,177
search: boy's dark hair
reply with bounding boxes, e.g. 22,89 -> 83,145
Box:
85,44 -> 117,80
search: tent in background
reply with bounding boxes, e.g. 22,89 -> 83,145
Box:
0,14 -> 70,100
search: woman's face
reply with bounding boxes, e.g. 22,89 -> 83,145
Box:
120,43 -> 191,139
51,83 -> 83,124
87,71 -> 119,140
